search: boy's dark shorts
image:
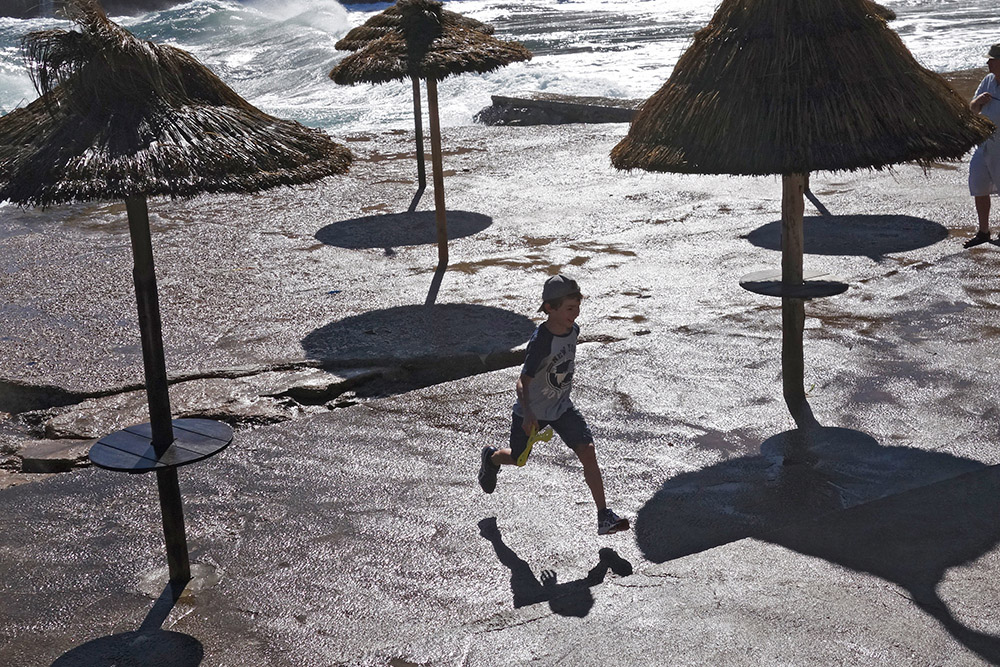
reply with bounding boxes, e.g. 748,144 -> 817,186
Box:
510,406 -> 593,461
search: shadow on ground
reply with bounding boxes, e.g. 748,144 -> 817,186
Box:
302,304 -> 536,368
478,517 -> 632,618
744,215 -> 948,259
315,210 -> 492,250
636,422 -> 1000,663
51,631 -> 202,666
52,580 -> 201,666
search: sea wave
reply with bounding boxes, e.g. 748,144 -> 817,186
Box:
0,0 -> 995,131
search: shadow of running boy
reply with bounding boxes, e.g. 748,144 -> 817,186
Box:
478,517 -> 633,617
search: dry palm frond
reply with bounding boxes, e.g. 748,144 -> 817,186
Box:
0,0 -> 351,206
330,0 -> 530,85
335,0 -> 495,52
866,1 -> 896,21
611,0 -> 992,176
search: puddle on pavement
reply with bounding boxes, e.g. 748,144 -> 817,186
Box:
442,255 -> 561,275
568,241 -> 637,257
139,562 -> 222,599
887,256 -> 934,271
440,239 -> 632,275
963,285 -> 1000,309
608,314 -> 648,323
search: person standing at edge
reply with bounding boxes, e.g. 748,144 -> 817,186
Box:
478,274 -> 630,536
965,43 -> 1000,248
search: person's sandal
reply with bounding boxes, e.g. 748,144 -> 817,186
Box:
964,231 -> 991,248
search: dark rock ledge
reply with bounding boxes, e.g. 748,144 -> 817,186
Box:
475,92 -> 643,126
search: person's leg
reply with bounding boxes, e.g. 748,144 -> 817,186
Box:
975,195 -> 991,234
550,407 -> 606,509
479,413 -> 526,493
552,408 -> 630,534
575,442 -> 629,534
969,147 -> 993,240
491,412 -> 531,467
574,442 -> 607,510
492,448 -> 516,466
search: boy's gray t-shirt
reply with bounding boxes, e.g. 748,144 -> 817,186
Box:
513,323 -> 578,421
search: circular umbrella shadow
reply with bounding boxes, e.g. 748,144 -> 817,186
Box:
315,210 -> 492,249
302,303 -> 536,366
52,630 -> 203,666
744,215 -> 948,258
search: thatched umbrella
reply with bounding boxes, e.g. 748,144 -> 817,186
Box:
331,0 -> 530,267
335,2 -> 494,191
611,0 -> 992,422
0,0 -> 351,583
335,2 -> 495,50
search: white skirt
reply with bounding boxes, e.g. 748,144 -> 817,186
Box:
969,137 -> 1000,197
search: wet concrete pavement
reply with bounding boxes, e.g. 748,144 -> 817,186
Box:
3,123 -> 1000,664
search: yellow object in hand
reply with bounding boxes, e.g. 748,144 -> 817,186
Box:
517,425 -> 553,467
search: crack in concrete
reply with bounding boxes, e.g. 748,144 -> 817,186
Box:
0,360 -> 325,415
1,349 -> 530,480
478,612 -> 551,634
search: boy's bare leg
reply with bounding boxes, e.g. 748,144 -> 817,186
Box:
975,195 -> 991,233
575,443 -> 607,510
491,448 -> 516,466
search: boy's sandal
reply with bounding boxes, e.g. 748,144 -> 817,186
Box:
964,231 -> 991,248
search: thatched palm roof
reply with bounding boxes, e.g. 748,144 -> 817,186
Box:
0,0 -> 351,207
866,1 -> 895,21
611,0 -> 992,176
330,0 -> 531,85
335,1 -> 495,52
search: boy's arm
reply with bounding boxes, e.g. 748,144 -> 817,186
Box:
516,374 -> 538,435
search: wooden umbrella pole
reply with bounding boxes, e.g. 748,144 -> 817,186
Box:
426,77 -> 448,268
156,467 -> 191,582
411,76 -> 427,190
125,195 -> 190,583
125,195 -> 174,450
781,173 -> 807,414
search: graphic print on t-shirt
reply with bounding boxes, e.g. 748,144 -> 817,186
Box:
544,356 -> 574,398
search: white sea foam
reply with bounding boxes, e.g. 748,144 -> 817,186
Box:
0,0 -> 994,132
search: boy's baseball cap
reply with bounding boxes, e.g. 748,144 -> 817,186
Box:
539,274 -> 581,311
989,43 -> 1000,60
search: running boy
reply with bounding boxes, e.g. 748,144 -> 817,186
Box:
478,274 -> 629,536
